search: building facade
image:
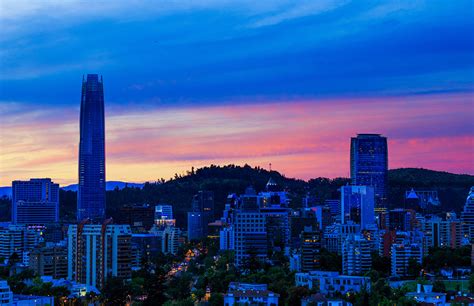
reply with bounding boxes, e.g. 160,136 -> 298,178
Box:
67,221 -> 132,288
0,224 -> 41,262
29,242 -> 68,279
350,134 -> 388,207
340,185 -> 375,230
77,74 -> 106,222
342,234 -> 372,276
12,178 -> 59,225
461,187 -> 474,242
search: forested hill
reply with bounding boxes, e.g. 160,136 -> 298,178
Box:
1,165 -> 472,225
58,165 -> 474,225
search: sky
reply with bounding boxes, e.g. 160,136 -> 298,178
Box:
0,0 -> 473,186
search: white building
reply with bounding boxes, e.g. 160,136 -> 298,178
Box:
67,222 -> 132,288
461,187 -> 474,242
406,284 -> 446,306
295,271 -> 370,294
162,226 -> 181,255
219,226 -> 234,251
0,224 -> 41,262
342,234 -> 372,275
0,280 -> 13,305
224,283 -> 279,306
391,243 -> 423,277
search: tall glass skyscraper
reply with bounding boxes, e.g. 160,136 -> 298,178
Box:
77,74 -> 106,221
350,134 -> 388,207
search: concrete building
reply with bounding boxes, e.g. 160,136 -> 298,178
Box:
162,226 -> 181,255
234,210 -> 267,267
224,283 -> 279,306
391,243 -> 423,277
67,220 -> 132,288
323,223 -> 360,254
0,280 -> 13,305
12,178 -> 59,225
0,224 -> 41,262
29,242 -> 68,279
405,284 -> 446,306
295,271 -> 370,294
219,226 -> 234,251
343,234 -> 372,276
300,226 -> 321,272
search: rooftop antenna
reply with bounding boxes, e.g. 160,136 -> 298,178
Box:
269,163 -> 272,172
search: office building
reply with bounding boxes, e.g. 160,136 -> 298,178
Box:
391,243 -> 423,277
0,224 -> 41,262
343,234 -> 372,276
131,233 -> 162,268
234,209 -> 267,267
350,134 -> 388,206
461,187 -> 474,242
300,226 -> 321,272
187,191 -> 215,240
67,220 -> 132,288
162,226 -> 181,255
12,178 -> 59,225
29,242 -> 68,279
77,74 -> 106,222
323,223 -> 360,254
155,205 -> 173,220
340,185 -> 375,230
224,283 -> 279,306
117,204 -> 155,232
219,226 -> 234,251
261,205 -> 291,251
295,271 -> 370,294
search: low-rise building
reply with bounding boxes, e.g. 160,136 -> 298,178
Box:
295,271 -> 370,294
224,283 -> 279,306
405,284 -> 446,306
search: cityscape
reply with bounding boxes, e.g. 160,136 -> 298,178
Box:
1,1 -> 474,306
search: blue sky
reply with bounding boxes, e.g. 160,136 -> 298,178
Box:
1,1 -> 472,106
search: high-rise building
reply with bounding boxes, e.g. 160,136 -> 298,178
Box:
162,226 -> 181,255
187,191 -> 215,240
67,220 -> 132,288
342,234 -> 372,276
0,224 -> 41,262
12,178 -> 59,225
300,226 -> 321,272
77,74 -> 106,222
461,187 -> 474,242
117,204 -> 155,232
350,134 -> 388,207
234,209 -> 267,267
340,185 -> 375,230
391,243 -> 423,277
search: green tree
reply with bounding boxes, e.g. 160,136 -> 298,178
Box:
407,257 -> 422,277
209,293 -> 224,306
287,286 -> 312,306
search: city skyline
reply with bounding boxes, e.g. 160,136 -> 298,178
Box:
1,1 -> 473,186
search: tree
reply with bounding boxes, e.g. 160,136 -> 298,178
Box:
287,286 -> 312,306
209,293 -> 224,306
407,257 -> 422,277
432,280 -> 446,293
101,277 -> 131,305
469,273 -> 474,293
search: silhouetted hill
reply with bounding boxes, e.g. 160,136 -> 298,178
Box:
62,181 -> 145,192
1,165 -> 472,224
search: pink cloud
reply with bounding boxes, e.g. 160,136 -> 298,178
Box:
0,93 -> 473,185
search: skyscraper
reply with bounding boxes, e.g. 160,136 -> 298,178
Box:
12,178 -> 59,225
77,74 -> 106,221
350,134 -> 388,207
340,185 -> 375,230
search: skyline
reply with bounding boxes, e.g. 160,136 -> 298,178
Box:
1,1 -> 473,186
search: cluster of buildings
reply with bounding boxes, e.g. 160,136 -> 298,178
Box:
2,74 -> 473,305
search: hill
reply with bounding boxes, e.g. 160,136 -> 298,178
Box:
1,165 -> 472,225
